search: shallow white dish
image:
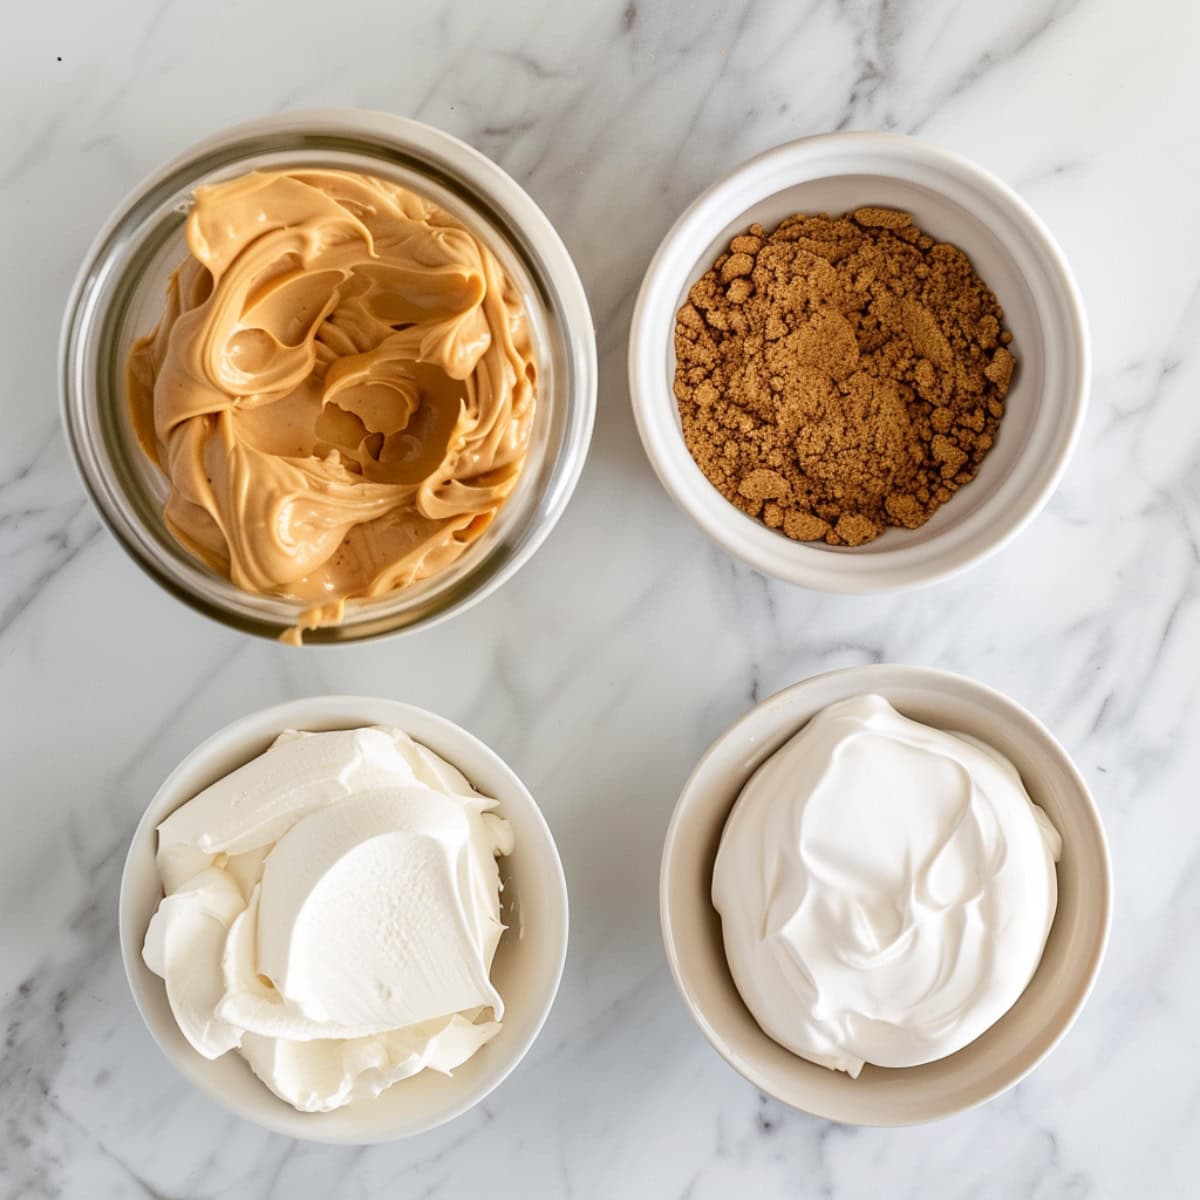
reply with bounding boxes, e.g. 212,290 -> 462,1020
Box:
119,696 -> 569,1143
629,132 -> 1089,592
660,664 -> 1111,1125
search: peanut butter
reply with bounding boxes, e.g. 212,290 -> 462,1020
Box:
127,170 -> 536,639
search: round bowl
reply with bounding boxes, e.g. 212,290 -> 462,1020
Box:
629,132 -> 1089,592
62,109 -> 596,643
660,664 -> 1111,1126
118,695 -> 569,1142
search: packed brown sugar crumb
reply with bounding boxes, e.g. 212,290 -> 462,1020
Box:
673,208 -> 1015,546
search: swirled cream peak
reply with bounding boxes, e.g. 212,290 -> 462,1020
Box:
142,726 -> 514,1113
127,170 -> 536,635
712,694 -> 1061,1076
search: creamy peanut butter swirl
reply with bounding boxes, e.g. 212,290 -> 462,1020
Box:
128,169 -> 536,639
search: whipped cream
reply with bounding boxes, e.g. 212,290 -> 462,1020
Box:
712,694 -> 1061,1076
143,726 -> 513,1112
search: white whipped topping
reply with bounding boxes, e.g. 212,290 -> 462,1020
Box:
143,726 -> 513,1112
712,694 -> 1061,1076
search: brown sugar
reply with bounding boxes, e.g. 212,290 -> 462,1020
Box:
673,208 -> 1015,547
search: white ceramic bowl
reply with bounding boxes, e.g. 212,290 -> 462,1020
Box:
119,696 -> 569,1142
660,665 -> 1111,1125
629,132 -> 1089,592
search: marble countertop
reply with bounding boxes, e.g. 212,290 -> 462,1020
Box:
3,0 -> 1197,1195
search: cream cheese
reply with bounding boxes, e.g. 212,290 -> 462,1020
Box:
143,726 -> 513,1112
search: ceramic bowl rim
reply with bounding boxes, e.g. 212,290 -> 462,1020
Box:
628,131 -> 1090,593
118,694 -> 569,1143
659,663 -> 1113,1125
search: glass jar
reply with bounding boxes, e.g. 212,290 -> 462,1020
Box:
60,110 -> 596,643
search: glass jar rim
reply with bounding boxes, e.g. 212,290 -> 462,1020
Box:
60,109 -> 596,644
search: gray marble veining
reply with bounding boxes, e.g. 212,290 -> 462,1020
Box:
2,0 -> 1198,1195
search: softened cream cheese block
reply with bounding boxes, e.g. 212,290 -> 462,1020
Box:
142,726 -> 513,1112
712,694 -> 1061,1076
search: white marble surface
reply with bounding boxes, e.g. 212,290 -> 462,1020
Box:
2,0 -> 1197,1195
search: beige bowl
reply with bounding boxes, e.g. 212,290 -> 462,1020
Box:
119,696 -> 569,1142
660,665 -> 1111,1125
